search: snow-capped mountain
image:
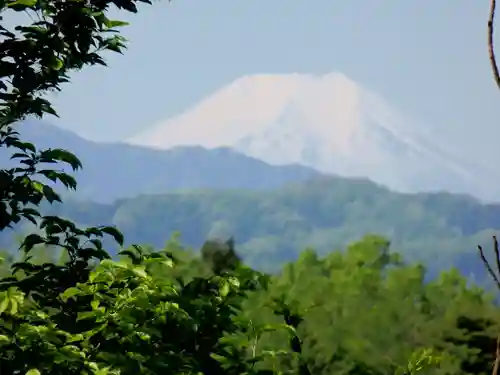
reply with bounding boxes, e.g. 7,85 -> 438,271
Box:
128,72 -> 497,200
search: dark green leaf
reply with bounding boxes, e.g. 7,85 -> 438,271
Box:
101,226 -> 124,246
21,233 -> 45,252
39,149 -> 82,170
42,185 -> 61,203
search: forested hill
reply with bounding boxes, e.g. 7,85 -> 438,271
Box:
2,175 -> 495,281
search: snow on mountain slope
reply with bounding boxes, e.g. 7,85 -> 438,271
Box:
128,72 -> 497,200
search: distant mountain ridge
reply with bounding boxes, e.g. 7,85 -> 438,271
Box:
129,72 -> 498,201
4,173 -> 495,286
1,120 -> 498,287
1,120 -> 322,202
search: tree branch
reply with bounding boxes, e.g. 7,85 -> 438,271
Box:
488,0 -> 500,90
485,2 -> 500,373
494,334 -> 500,375
478,237 -> 500,375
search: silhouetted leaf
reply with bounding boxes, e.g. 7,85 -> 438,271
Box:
101,226 -> 124,246
21,233 -> 45,252
42,185 -> 61,203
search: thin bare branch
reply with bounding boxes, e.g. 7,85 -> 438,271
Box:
478,243 -> 500,290
478,236 -> 500,375
488,0 -> 500,90
494,334 -> 500,375
494,236 -> 500,278
486,2 -> 500,373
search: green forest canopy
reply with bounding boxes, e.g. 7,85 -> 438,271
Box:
5,175 -> 497,280
1,235 -> 498,374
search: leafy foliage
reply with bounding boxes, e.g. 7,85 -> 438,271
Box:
0,0 -> 155,258
0,0 -> 311,374
1,235 -> 496,375
0,0 -> 496,373
0,244 -> 284,374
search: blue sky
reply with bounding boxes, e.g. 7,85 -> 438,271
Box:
36,0 -> 499,161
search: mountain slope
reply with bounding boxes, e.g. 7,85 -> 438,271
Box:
128,72 -> 497,201
5,175 -> 496,283
2,120 -> 321,202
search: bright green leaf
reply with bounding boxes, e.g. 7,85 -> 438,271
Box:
9,299 -> 18,315
7,0 -> 37,7
91,299 -> 100,310
131,265 -> 148,278
105,19 -> 129,28
219,280 -> 230,297
61,287 -> 80,302
0,298 -> 9,314
31,181 -> 44,194
50,58 -> 64,71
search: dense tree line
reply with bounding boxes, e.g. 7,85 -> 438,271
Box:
1,235 -> 498,374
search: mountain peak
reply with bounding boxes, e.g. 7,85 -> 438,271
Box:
128,71 -> 364,150
128,72 -> 496,200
